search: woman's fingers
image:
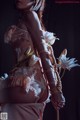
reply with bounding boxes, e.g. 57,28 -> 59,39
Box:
51,92 -> 65,110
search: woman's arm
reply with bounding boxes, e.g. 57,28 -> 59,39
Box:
23,11 -> 65,109
23,11 -> 56,86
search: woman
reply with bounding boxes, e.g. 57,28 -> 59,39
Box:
0,0 -> 65,120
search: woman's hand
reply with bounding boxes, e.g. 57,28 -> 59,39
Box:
51,91 -> 65,110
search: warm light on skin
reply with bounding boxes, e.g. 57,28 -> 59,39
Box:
16,0 -> 35,10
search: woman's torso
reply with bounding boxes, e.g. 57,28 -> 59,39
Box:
3,21 -> 49,103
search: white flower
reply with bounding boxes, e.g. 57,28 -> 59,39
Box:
0,73 -> 8,80
43,31 -> 59,45
25,73 -> 41,97
58,54 -> 80,70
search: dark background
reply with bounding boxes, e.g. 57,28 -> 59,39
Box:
0,0 -> 80,120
